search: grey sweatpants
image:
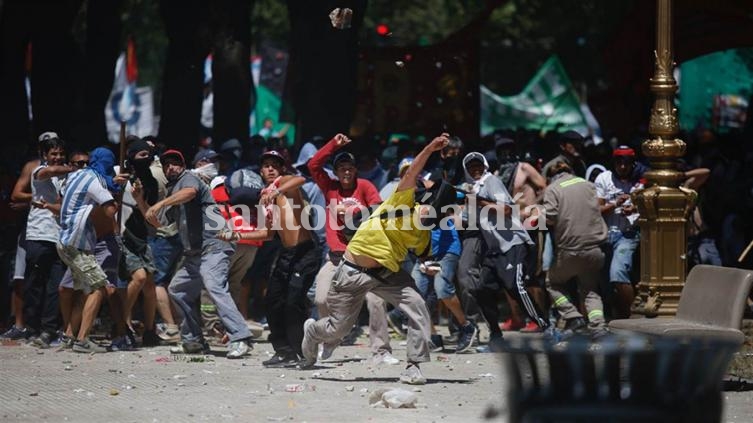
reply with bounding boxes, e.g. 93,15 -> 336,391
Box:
169,245 -> 252,343
305,261 -> 431,363
546,246 -> 606,330
314,257 -> 392,356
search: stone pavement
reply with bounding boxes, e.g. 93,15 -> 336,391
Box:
1,331 -> 751,423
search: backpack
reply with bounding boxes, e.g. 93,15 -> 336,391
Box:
497,161 -> 519,193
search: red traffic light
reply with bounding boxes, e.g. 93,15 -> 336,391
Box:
376,23 -> 390,36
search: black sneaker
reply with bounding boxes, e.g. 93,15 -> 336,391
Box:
341,325 -> 363,346
443,332 -> 460,345
141,329 -> 161,347
1,325 -> 30,340
488,332 -> 505,353
563,317 -> 587,333
456,322 -> 478,354
263,352 -> 300,368
32,331 -> 56,349
170,340 -> 210,354
429,334 -> 444,352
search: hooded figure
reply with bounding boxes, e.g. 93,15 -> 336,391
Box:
462,151 -> 494,190
89,147 -> 120,194
461,151 -> 531,244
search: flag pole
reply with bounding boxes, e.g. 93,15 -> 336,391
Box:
117,120 -> 127,235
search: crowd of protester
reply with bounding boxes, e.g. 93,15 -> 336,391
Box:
1,125 -> 752,385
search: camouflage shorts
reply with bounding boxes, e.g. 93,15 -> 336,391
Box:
56,243 -> 108,293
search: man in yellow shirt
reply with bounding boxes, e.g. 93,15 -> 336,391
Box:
299,134 -> 453,385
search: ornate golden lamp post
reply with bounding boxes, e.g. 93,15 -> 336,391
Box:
631,0 -> 697,317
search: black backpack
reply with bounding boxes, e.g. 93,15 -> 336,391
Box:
498,161 -> 519,193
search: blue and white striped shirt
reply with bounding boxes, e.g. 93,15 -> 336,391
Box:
59,169 -> 114,252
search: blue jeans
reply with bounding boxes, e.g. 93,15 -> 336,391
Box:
607,230 -> 639,283
411,254 -> 460,300
689,236 -> 722,266
148,234 -> 183,286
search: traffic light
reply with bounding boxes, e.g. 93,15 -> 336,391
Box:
375,23 -> 390,37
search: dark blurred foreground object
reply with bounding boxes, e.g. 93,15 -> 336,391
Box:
610,265 -> 753,345
500,334 -> 739,423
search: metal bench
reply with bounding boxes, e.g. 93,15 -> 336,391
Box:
609,265 -> 753,345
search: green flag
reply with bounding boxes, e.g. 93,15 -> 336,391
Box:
254,84 -> 295,146
481,55 -> 599,141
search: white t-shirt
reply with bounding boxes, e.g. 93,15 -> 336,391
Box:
594,170 -> 642,228
26,165 -> 63,243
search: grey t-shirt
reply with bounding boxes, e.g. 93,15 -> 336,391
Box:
543,173 -> 607,251
168,171 -> 224,252
475,174 -> 532,253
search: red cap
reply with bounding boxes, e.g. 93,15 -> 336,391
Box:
613,146 -> 635,158
161,149 -> 185,164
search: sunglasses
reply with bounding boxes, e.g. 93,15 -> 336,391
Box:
72,160 -> 89,168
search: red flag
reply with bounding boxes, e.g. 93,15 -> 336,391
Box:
126,37 -> 138,83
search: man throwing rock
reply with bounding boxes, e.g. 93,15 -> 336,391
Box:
299,133 -> 455,385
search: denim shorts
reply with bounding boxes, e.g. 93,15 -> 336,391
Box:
607,230 -> 639,283
411,253 -> 459,300
148,234 -> 183,286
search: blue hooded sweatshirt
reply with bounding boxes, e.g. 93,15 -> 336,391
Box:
89,147 -> 120,194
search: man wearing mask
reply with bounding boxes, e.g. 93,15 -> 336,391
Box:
460,152 -> 550,350
427,136 -> 464,185
57,147 -> 121,353
542,131 -> 587,180
118,138 -> 163,346
145,150 -> 253,358
191,149 -> 220,185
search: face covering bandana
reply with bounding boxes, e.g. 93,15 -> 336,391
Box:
190,162 -> 218,184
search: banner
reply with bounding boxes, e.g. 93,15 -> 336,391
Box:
480,55 -> 601,144
105,42 -> 154,143
679,49 -> 752,132
201,54 -> 295,143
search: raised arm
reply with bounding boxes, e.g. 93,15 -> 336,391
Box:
308,134 -> 350,189
396,133 -> 449,192
36,164 -> 76,181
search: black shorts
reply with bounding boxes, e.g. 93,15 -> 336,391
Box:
480,243 -> 531,292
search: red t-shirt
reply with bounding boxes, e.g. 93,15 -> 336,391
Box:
308,138 -> 382,252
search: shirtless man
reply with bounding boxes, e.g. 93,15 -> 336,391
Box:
495,137 -> 548,332
220,150 -> 322,367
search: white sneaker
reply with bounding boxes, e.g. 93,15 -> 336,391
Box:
372,351 -> 400,366
227,339 -> 251,359
399,364 -> 426,385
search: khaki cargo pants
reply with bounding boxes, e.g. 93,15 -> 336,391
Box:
305,261 -> 431,363
546,246 -> 606,331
